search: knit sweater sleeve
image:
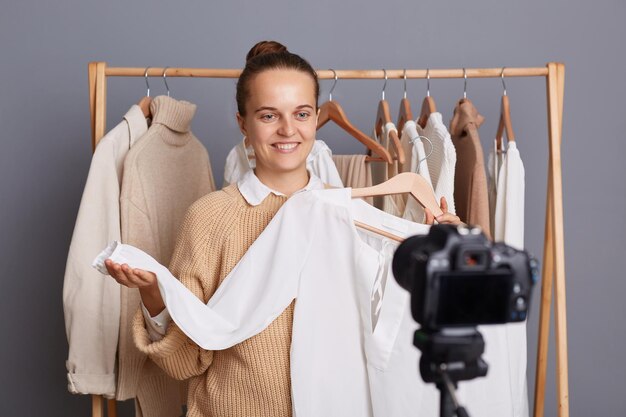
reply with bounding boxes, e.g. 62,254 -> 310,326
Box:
132,191 -> 233,380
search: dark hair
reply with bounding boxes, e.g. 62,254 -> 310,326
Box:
236,40 -> 320,116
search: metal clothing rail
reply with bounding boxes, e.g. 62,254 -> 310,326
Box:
86,61 -> 567,417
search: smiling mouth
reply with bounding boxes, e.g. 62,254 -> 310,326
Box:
272,142 -> 300,151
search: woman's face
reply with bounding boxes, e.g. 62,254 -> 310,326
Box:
237,69 -> 317,176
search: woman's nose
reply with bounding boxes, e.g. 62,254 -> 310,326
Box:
278,118 -> 295,137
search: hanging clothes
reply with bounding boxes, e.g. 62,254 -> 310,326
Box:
449,99 -> 491,238
370,122 -> 404,216
222,138 -> 343,187
417,112 -> 457,215
400,120 -> 435,223
331,154 -> 373,205
63,104 -> 148,398
487,139 -> 504,237
491,140 -> 529,417
118,95 -> 216,417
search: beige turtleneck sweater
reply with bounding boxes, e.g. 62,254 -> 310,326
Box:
118,95 -> 216,416
132,185 -> 294,417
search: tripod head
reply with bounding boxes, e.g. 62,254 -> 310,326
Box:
414,328 -> 488,417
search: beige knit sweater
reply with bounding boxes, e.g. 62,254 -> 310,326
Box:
119,95 -> 216,416
133,185 -> 294,417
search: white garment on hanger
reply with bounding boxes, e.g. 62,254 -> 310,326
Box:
417,113 -> 456,214
63,104 -> 147,397
490,139 -> 528,417
370,122 -> 403,216
222,138 -> 344,188
401,120 -> 435,223
487,139 -> 504,237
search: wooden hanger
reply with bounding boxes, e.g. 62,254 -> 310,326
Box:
496,69 -> 515,149
417,69 -> 437,129
396,70 -> 413,135
374,70 -> 405,165
375,100 -> 405,165
317,70 -> 392,163
137,96 -> 152,118
352,172 -> 443,217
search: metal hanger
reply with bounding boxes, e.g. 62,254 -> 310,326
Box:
418,68 -> 437,128
162,66 -> 171,97
317,69 -> 392,163
137,66 -> 152,118
463,67 -> 468,99
375,69 -> 405,165
496,67 -> 516,148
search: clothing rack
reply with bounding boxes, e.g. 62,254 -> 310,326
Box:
86,61 -> 567,417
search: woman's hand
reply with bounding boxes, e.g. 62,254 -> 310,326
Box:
424,197 -> 465,226
104,259 -> 165,316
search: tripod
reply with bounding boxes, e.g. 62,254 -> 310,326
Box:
414,328 -> 488,417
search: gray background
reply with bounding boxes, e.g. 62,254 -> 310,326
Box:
1,0 -> 624,416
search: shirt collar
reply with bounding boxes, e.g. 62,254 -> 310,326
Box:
237,169 -> 324,206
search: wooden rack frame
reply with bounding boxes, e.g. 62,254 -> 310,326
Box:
86,62 -> 567,417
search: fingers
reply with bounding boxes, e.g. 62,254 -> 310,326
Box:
440,196 -> 448,213
424,208 -> 435,225
435,213 -> 464,225
104,259 -> 154,288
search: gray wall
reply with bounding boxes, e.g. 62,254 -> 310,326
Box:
1,1 -> 624,416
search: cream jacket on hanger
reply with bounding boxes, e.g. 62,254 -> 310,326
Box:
63,105 -> 147,397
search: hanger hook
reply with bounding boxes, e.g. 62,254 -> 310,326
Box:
403,69 -> 408,99
144,66 -> 151,97
381,69 -> 388,101
426,68 -> 431,97
463,68 -> 467,99
162,67 -> 170,97
501,67 -> 507,96
328,69 -> 338,101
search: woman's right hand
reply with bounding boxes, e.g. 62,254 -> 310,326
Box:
104,259 -> 165,316
104,259 -> 157,288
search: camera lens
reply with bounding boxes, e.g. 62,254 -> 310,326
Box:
392,235 -> 429,293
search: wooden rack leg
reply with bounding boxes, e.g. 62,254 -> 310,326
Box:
107,399 -> 118,417
92,395 -> 103,417
94,62 -> 107,147
88,62 -> 98,152
547,62 -> 569,417
533,167 -> 555,417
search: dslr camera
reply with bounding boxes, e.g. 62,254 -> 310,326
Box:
392,224 -> 538,417
393,224 -> 538,329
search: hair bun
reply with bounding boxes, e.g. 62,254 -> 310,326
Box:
246,41 -> 288,63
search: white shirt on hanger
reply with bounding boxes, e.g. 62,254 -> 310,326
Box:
417,113 -> 457,214
401,120 -> 435,223
491,139 -> 528,417
222,138 -> 344,188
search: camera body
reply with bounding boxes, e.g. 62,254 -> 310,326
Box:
393,224 -> 538,330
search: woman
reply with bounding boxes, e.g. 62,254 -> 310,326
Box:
106,40 -> 460,416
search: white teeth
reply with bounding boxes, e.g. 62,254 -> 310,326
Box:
275,143 -> 298,150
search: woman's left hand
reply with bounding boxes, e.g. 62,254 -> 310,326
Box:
424,196 -> 464,225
